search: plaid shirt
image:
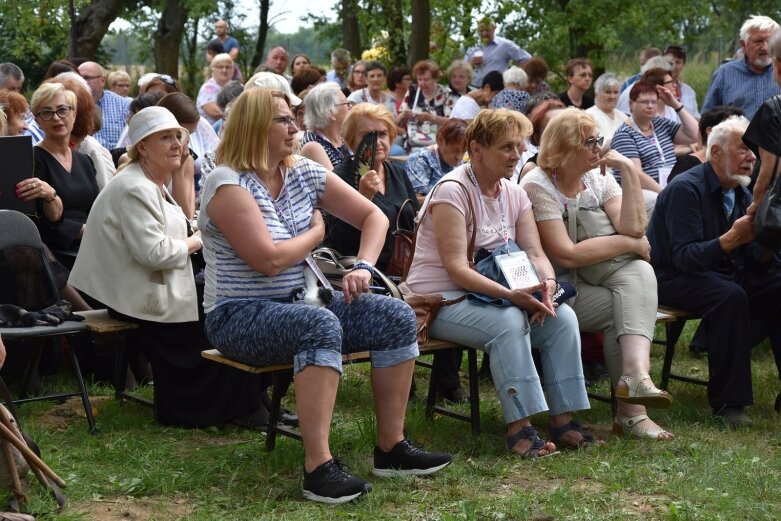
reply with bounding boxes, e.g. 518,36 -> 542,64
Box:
94,90 -> 130,149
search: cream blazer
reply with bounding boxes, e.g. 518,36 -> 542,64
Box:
68,163 -> 198,323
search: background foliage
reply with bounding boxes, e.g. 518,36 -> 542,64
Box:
2,1 -> 781,97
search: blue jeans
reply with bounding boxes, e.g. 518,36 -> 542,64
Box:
430,291 -> 590,423
205,293 -> 419,375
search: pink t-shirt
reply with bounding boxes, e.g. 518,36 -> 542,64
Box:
405,166 -> 532,294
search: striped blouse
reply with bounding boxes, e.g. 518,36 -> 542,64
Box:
198,156 -> 326,312
610,117 -> 680,185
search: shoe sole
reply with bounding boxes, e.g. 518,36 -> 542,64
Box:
302,488 -> 367,504
372,460 -> 452,477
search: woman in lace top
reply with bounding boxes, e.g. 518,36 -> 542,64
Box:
521,108 -> 675,441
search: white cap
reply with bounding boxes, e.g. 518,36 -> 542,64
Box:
244,71 -> 302,107
128,106 -> 188,147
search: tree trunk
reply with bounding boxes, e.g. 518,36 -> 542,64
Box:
341,0 -> 361,59
154,0 -> 189,77
384,0 -> 406,66
409,0 -> 430,66
74,0 -> 129,60
182,17 -> 201,99
251,0 -> 271,71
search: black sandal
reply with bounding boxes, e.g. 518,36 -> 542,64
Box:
548,420 -> 600,450
506,426 -> 557,459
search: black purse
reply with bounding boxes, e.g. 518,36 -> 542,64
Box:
754,96 -> 781,248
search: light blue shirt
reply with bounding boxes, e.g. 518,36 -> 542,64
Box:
465,36 -> 530,87
702,58 -> 781,119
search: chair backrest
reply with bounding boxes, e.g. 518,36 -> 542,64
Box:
0,210 -> 59,310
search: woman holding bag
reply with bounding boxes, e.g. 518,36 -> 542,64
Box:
521,108 -> 674,440
324,103 -> 419,274
405,109 -> 595,456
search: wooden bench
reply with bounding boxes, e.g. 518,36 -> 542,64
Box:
75,310 -> 152,408
202,338 -> 479,450
654,306 -> 706,389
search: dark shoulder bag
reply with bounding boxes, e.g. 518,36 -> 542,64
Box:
754,96 -> 781,248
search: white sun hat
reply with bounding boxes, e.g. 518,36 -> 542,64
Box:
128,106 -> 189,147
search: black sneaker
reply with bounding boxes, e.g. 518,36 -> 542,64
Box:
373,439 -> 453,477
302,459 -> 371,504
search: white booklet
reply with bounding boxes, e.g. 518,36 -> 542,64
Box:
494,251 -> 540,290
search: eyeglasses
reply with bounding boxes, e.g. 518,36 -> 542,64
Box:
352,70 -> 366,76
37,106 -> 74,121
633,99 -> 657,106
212,65 -> 232,70
584,136 -> 604,151
338,101 -> 356,108
80,75 -> 103,81
272,116 -> 297,128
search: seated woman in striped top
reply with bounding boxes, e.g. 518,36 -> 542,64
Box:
198,87 -> 452,505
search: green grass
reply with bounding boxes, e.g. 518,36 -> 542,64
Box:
11,321 -> 781,520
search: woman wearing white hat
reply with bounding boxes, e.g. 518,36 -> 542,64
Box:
68,106 -> 264,428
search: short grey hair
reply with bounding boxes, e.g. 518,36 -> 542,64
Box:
331,48 -> 351,64
641,56 -> 673,72
770,27 -> 781,59
740,15 -> 779,43
446,60 -> 473,83
0,63 -> 24,87
594,72 -> 620,94
502,66 -> 527,88
705,115 -> 750,162
304,82 -> 342,130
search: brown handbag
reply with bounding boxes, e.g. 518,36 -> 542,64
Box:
399,179 -> 475,344
387,199 -> 415,277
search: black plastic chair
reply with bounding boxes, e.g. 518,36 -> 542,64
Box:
0,209 -> 96,434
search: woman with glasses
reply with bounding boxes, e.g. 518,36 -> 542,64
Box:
521,108 -> 675,440
199,87 -> 451,503
20,83 -> 99,269
347,60 -> 368,93
140,73 -> 182,96
300,82 -> 353,171
610,81 -> 697,213
197,53 -> 234,125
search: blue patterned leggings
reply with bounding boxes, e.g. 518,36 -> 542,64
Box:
204,293 -> 419,375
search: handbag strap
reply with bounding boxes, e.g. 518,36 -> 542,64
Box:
401,178 -> 477,282
395,198 -> 414,232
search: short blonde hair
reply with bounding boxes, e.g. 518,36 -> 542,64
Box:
342,103 -> 397,150
216,88 -> 293,172
537,108 -> 597,171
466,108 -> 532,149
211,53 -> 233,68
30,82 -> 77,115
107,69 -> 131,87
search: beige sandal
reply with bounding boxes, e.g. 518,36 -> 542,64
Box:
615,374 -> 673,409
612,414 -> 674,440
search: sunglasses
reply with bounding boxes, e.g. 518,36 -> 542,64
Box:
584,136 -> 604,151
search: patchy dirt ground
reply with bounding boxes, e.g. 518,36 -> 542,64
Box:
35,396 -> 113,431
68,495 -> 192,521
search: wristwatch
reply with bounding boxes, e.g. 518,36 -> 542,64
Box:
44,188 -> 57,203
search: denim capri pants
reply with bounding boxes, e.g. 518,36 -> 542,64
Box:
205,292 -> 419,375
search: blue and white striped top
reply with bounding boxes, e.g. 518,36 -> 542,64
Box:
610,117 -> 680,185
198,156 -> 327,312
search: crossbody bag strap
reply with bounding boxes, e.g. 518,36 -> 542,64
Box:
564,196 -> 579,286
401,178 -> 477,281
